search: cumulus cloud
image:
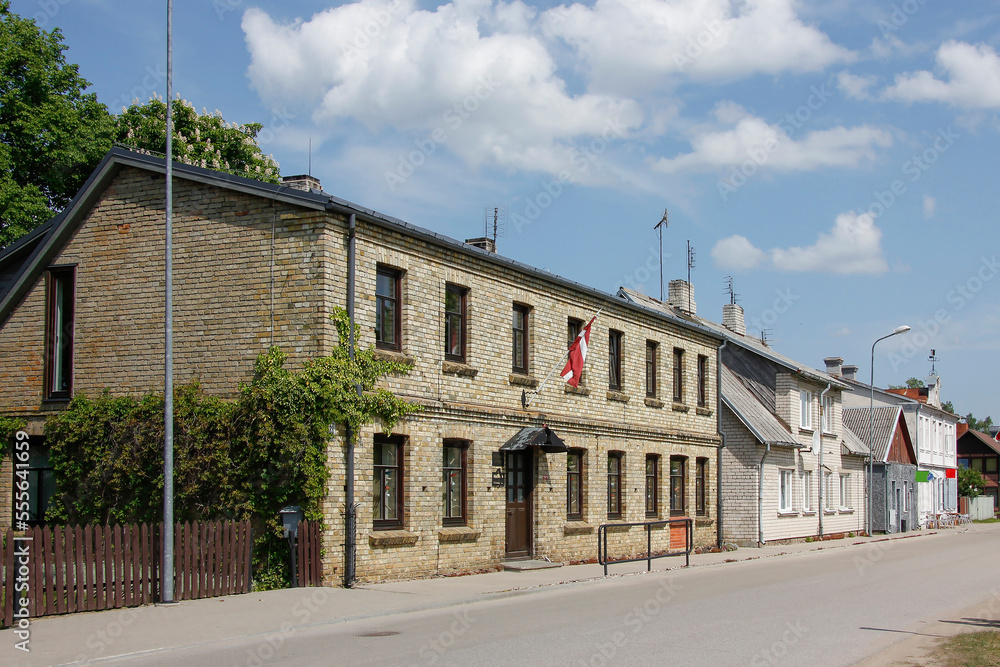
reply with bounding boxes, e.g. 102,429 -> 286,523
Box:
242,0 -> 643,175
837,71 -> 877,100
653,103 -> 892,174
712,212 -> 889,274
542,0 -> 853,94
884,41 -> 1000,108
923,194 -> 936,219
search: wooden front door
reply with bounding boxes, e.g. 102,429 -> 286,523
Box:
505,451 -> 532,558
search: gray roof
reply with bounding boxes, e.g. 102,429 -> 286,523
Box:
841,428 -> 871,457
721,365 -> 800,448
842,406 -> 901,461
619,287 -> 851,391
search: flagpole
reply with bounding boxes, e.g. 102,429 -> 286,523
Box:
522,308 -> 602,409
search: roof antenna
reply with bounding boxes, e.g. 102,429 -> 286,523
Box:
308,138 -> 312,177
724,275 -> 740,305
654,209 -> 668,301
686,240 -> 696,313
483,206 -> 507,247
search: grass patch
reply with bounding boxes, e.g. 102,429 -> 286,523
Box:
973,518 -> 1000,524
933,631 -> 1000,666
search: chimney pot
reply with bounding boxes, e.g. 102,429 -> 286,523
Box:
824,357 -> 844,377
464,237 -> 496,253
667,279 -> 696,315
722,303 -> 746,336
841,364 -> 858,381
281,174 -> 322,192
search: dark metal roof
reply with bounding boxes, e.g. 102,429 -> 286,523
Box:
842,406 -> 900,461
721,365 -> 800,448
501,426 -> 568,453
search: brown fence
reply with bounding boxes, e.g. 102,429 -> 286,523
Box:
0,520 -> 253,628
296,520 -> 322,587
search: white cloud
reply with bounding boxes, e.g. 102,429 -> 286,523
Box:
242,0 -> 643,176
923,194 -> 936,219
884,41 -> 1000,108
837,71 -> 877,100
710,235 -> 767,271
653,103 -> 892,174
542,0 -> 853,94
712,212 -> 889,275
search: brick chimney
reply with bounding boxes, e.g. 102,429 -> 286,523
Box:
281,174 -> 322,192
841,364 -> 858,381
464,237 -> 496,253
667,279 -> 696,315
957,420 -> 969,438
722,303 -> 746,336
824,357 -> 844,377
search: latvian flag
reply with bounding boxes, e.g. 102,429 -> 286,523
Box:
561,316 -> 596,388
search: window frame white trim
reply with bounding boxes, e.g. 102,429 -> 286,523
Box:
799,390 -> 814,431
779,468 -> 794,513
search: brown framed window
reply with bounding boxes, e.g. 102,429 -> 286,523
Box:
607,451 -> 623,519
45,266 -> 76,400
374,435 -> 404,529
568,318 -> 585,385
697,354 -> 709,407
512,304 -> 529,374
567,449 -> 584,520
14,435 -> 56,527
608,329 -> 623,391
645,454 -> 659,517
696,458 -> 708,516
645,341 -> 657,398
375,266 -> 401,350
670,456 -> 687,516
672,348 -> 684,403
442,440 -> 468,526
444,283 -> 467,362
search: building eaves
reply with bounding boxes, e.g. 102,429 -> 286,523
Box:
721,365 -> 800,448
964,430 -> 1000,456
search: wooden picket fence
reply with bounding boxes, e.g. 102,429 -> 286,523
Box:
295,520 -> 322,588
0,520 -> 254,628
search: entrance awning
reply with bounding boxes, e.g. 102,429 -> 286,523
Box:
500,426 -> 568,453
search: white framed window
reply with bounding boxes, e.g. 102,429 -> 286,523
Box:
821,395 -> 834,433
839,474 -> 851,509
824,472 -> 834,510
800,390 -> 814,430
802,471 -> 813,512
779,469 -> 793,512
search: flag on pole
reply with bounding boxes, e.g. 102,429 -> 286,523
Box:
561,316 -> 596,388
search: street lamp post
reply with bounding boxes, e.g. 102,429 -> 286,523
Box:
868,325 -> 911,536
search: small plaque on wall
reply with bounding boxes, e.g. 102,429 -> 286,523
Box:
492,470 -> 505,487
492,451 -> 504,467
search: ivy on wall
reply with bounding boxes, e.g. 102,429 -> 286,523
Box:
41,308 -> 419,587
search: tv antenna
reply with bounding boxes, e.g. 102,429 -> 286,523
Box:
484,206 -> 507,246
928,349 -> 939,375
760,328 -> 772,346
686,240 -> 696,313
654,209 -> 669,301
724,275 -> 740,305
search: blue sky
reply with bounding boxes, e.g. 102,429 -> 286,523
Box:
15,0 -> 999,421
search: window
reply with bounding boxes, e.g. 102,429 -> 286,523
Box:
696,458 -> 708,516
645,455 -> 659,517
373,435 -> 404,529
839,474 -> 851,509
821,395 -> 834,433
608,330 -> 623,391
512,304 -> 529,374
779,470 -> 793,512
697,355 -> 708,407
670,456 -> 686,516
645,341 -> 658,398
802,471 -> 813,512
672,348 -> 684,403
444,284 -> 467,362
567,450 -> 584,520
442,441 -> 468,526
987,458 -> 998,473
567,318 -> 586,385
45,267 -> 75,400
800,390 -> 814,430
824,472 -> 834,510
607,452 -> 623,519
375,266 -> 401,350
14,435 -> 56,527
958,458 -> 970,469
972,458 -> 984,472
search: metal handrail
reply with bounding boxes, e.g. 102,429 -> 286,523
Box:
597,517 -> 693,575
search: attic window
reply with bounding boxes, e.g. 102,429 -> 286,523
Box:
45,266 -> 75,401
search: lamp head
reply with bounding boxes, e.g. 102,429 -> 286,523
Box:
893,325 -> 911,334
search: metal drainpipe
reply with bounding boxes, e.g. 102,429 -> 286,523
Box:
818,383 -> 831,538
716,339 -> 727,548
758,442 -> 770,546
344,213 -> 357,588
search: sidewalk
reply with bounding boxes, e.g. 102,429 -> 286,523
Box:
0,528 -> 950,666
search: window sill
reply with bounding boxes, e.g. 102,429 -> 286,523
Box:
606,390 -> 630,403
802,510 -> 817,516
799,428 -> 815,435
696,406 -> 713,416
565,385 -> 591,396
695,518 -> 714,527
508,373 -> 538,389
839,509 -> 854,514
777,510 -> 798,517
442,361 -> 478,378
437,526 -> 481,543
369,529 -> 419,547
823,510 -> 837,515
644,397 -> 664,409
373,349 -> 415,365
563,522 -> 594,536
672,402 -> 689,413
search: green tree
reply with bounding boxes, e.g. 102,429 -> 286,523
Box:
889,377 -> 925,390
958,466 -> 986,498
114,97 -> 280,183
0,0 -> 114,247
964,413 -> 994,434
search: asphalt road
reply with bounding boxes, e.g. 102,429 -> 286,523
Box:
119,526 -> 1000,666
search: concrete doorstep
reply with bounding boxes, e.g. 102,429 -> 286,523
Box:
0,527 -> 954,667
